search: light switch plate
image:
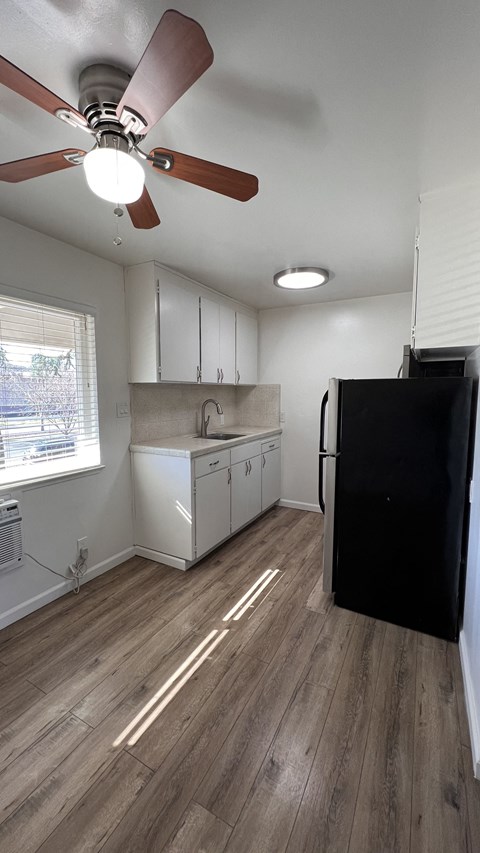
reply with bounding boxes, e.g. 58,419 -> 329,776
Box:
116,401 -> 130,418
280,411 -> 286,423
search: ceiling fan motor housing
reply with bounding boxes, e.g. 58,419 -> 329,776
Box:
95,130 -> 130,154
78,63 -> 131,129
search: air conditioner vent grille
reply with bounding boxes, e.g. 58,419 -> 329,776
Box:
0,501 -> 23,572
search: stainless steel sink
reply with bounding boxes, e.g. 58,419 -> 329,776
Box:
202,433 -> 245,440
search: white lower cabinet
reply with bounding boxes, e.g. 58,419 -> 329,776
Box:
261,440 -> 281,511
231,455 -> 262,533
132,452 -> 194,561
195,466 -> 231,556
132,435 -> 281,570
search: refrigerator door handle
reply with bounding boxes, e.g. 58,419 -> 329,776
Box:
318,452 -> 326,513
323,455 -> 337,593
319,390 -> 329,453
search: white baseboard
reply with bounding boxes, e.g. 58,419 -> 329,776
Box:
278,499 -> 321,513
0,546 -> 135,630
134,546 -> 190,571
459,630 -> 480,780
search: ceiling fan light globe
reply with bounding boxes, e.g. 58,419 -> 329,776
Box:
83,148 -> 145,204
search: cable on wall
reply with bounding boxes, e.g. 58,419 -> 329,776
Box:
24,552 -> 86,594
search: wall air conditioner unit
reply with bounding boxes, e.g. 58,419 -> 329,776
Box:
0,499 -> 23,572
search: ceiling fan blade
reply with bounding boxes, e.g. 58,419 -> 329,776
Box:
0,56 -> 86,124
149,148 -> 259,201
0,149 -> 86,183
126,187 -> 161,229
117,10 -> 213,133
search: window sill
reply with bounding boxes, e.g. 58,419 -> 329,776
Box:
0,464 -> 106,493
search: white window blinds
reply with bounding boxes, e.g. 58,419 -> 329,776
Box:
0,294 -> 100,485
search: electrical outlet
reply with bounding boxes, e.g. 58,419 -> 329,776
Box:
77,537 -> 88,556
280,411 -> 286,423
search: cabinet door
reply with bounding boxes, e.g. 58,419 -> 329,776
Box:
200,298 -> 220,384
159,279 -> 200,382
133,452 -> 194,559
125,263 -> 159,383
262,448 -> 281,511
415,183 -> 480,352
219,306 -> 236,384
236,313 -> 258,385
231,456 -> 261,532
195,468 -> 231,557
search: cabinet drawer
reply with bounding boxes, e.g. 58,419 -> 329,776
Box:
194,449 -> 231,478
230,440 -> 262,465
261,437 -> 281,453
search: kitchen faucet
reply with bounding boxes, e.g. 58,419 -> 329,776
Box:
200,398 -> 224,438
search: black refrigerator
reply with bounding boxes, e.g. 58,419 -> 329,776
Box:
318,377 -> 474,642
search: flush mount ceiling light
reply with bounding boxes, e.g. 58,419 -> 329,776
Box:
273,267 -> 330,290
83,132 -> 145,204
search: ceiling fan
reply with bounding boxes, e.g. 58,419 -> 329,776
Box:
0,9 -> 258,229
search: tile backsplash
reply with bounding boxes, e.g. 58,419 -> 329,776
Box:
131,384 -> 280,443
236,385 -> 281,428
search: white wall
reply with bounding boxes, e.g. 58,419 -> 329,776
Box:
258,291 -> 412,509
0,217 -> 133,627
462,348 -> 480,778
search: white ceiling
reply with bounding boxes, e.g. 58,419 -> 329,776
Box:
1,0 -> 480,309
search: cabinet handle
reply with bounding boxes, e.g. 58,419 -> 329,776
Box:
263,454 -> 266,468
245,461 -> 249,476
217,367 -> 220,383
228,467 -> 231,484
269,443 -> 275,449
236,369 -> 240,384
248,460 -> 252,474
221,368 -> 224,383
209,460 -> 220,467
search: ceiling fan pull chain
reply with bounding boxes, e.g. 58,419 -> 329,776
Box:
113,206 -> 123,246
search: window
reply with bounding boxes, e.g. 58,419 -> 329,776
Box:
0,293 -> 100,485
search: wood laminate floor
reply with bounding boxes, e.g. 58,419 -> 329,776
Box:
0,507 -> 478,852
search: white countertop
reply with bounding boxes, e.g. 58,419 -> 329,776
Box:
130,425 -> 282,458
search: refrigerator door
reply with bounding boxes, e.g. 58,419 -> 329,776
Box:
334,377 -> 473,641
319,378 -> 341,592
326,378 -> 340,454
318,378 -> 341,512
318,388 -> 329,513
322,455 -> 337,593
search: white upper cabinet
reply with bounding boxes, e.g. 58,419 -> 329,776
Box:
236,313 -> 258,385
200,297 -> 220,383
413,181 -> 480,355
219,306 -> 236,384
200,299 -> 236,384
125,263 -> 159,383
159,278 -> 200,382
125,262 -> 258,384
125,263 -> 199,384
